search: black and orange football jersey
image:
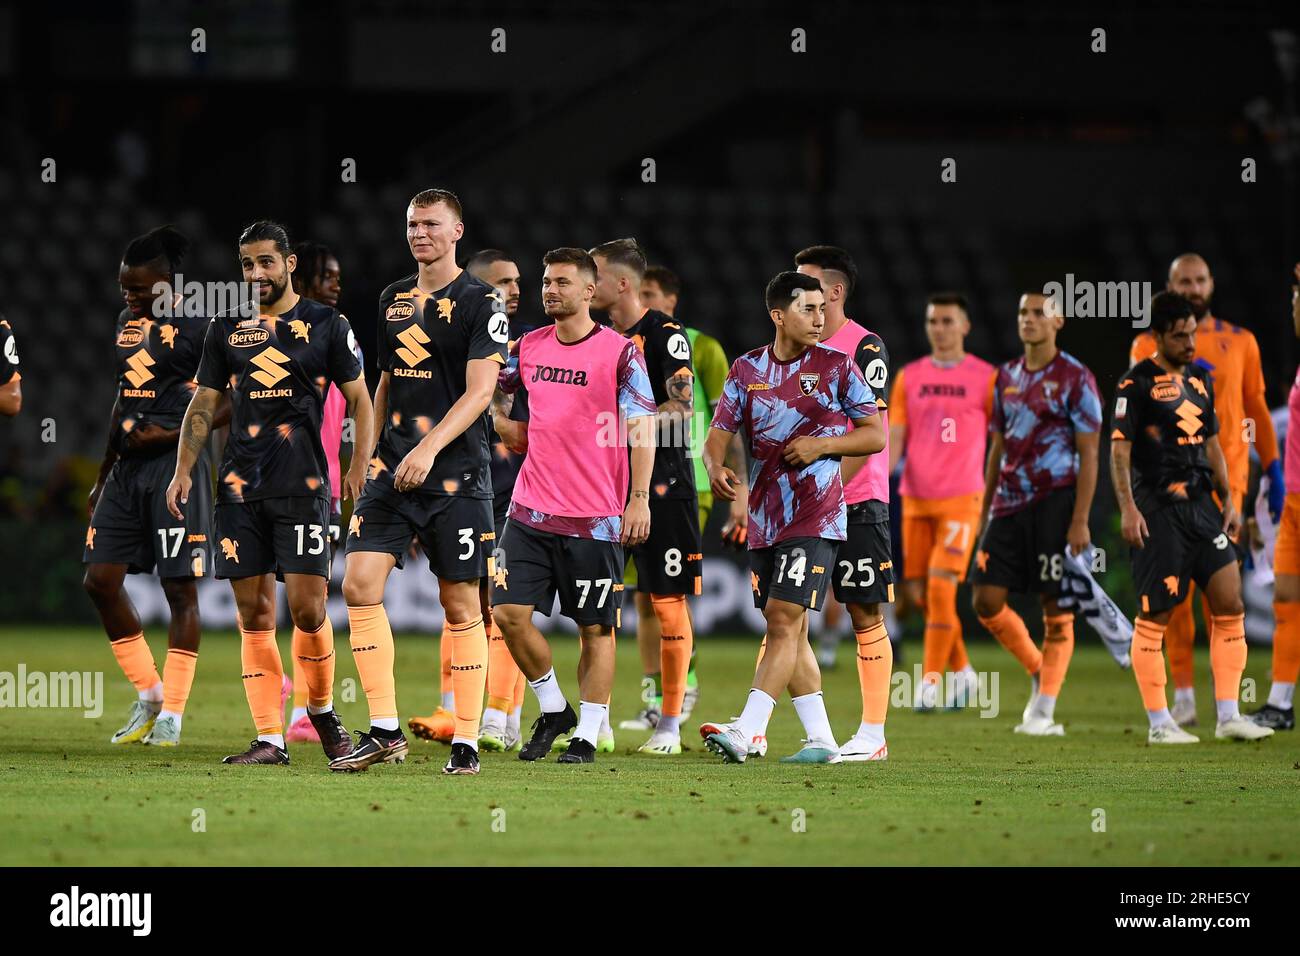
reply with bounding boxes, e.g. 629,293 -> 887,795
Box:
1111,358 -> 1219,512
373,269 -> 509,498
0,314 -> 19,387
490,313 -> 545,502
621,308 -> 694,501
196,297 -> 362,503
112,308 -> 207,458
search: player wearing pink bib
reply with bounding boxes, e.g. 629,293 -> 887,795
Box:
285,240 -> 363,744
493,248 -> 657,765
888,294 -> 996,708
1252,263 -> 1300,730
798,246 -> 894,760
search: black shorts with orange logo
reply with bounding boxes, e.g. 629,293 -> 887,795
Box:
346,479 -> 494,581
85,451 -> 213,579
492,520 -> 624,628
1131,495 -> 1239,615
626,494 -> 703,596
214,495 -> 332,580
750,536 -> 838,611
831,502 -> 895,605
970,486 -> 1075,595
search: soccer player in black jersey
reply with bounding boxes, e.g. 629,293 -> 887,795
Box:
0,313 -> 20,417
84,226 -> 227,749
1110,291 -> 1272,743
166,221 -> 374,766
408,247 -> 537,750
337,190 -> 509,776
590,238 -> 700,756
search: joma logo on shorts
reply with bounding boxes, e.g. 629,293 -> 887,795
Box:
531,364 -> 588,386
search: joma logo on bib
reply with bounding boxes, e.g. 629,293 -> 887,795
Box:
531,364 -> 588,386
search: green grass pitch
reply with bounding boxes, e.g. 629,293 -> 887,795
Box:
2,626 -> 1298,866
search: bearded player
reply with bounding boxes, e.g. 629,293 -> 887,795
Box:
166,221 -> 373,765
1112,291 -> 1272,742
970,292 -> 1101,736
493,247 -> 656,764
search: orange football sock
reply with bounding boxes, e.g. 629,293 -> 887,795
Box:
978,605 -> 1042,676
949,631 -> 970,672
485,614 -> 520,714
922,576 -> 960,686
855,620 -> 893,724
291,654 -> 308,709
1209,613 -> 1247,702
292,616 -> 336,709
1273,601 -> 1300,684
1039,613 -> 1075,697
1131,617 -> 1169,711
1165,592 -> 1196,690
347,603 -> 396,722
239,626 -> 284,735
161,648 -> 198,715
512,668 -> 526,711
652,594 -> 693,718
110,632 -> 161,692
440,623 -> 453,708
449,615 -> 488,742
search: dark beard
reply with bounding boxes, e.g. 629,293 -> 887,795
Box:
1188,295 -> 1210,319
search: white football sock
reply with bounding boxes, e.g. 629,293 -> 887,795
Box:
792,691 -> 836,748
1147,707 -> 1176,729
307,701 -> 333,716
854,721 -> 885,746
508,706 -> 522,734
575,700 -> 607,745
451,736 -> 478,750
140,681 -> 163,704
1033,693 -> 1057,721
1174,687 -> 1196,708
1267,681 -> 1295,710
258,733 -> 285,749
441,691 -> 455,710
736,688 -> 775,740
290,706 -> 308,723
157,709 -> 182,729
1215,699 -> 1240,723
657,714 -> 681,736
371,717 -> 399,732
482,706 -> 507,728
600,707 -> 612,735
528,668 -> 567,713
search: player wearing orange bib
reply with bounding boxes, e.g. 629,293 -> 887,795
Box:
889,294 -> 996,709
1128,254 -> 1281,727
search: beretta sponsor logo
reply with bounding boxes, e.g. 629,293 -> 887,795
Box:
116,328 -> 144,348
386,301 -> 416,322
229,327 -> 270,348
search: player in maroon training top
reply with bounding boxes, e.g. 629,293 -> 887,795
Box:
699,272 -> 884,764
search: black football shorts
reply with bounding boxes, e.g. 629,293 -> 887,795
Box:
750,536 -> 838,612
84,452 -> 213,579
213,495 -> 333,580
492,520 -> 624,628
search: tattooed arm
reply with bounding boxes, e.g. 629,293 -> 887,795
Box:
656,370 -> 694,443
165,385 -> 223,520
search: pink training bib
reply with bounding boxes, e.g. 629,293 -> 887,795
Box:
896,353 -> 995,500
